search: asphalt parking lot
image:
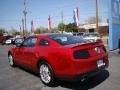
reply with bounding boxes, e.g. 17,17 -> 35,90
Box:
0,45 -> 120,90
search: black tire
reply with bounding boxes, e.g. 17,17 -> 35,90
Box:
118,51 -> 120,54
39,62 -> 57,86
118,39 -> 120,54
8,54 -> 15,67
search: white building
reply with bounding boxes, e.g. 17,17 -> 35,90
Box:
79,22 -> 108,32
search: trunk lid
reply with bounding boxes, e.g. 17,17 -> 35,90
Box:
64,42 -> 106,59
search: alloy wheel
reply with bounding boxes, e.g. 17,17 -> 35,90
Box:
8,54 -> 14,66
39,64 -> 51,84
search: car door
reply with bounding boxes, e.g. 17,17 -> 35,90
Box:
19,37 -> 38,69
13,38 -> 25,64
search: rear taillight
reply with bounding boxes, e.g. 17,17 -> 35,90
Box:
73,49 -> 90,59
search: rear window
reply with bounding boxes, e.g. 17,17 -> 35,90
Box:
48,34 -> 86,45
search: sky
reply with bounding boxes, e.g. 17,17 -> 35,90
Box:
0,0 -> 109,31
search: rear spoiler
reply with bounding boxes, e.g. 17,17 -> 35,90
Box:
71,41 -> 103,49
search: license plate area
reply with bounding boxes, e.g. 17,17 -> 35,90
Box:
97,60 -> 105,68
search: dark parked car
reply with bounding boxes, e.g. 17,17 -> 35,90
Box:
0,35 -> 13,45
5,38 -> 15,45
8,34 -> 109,86
73,32 -> 84,37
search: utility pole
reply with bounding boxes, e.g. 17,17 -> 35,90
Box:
61,11 -> 64,33
23,0 -> 27,33
61,11 -> 63,24
96,0 -> 99,33
22,19 -> 24,36
19,25 -> 22,35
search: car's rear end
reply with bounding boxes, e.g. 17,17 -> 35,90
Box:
66,41 -> 108,80
47,34 -> 108,81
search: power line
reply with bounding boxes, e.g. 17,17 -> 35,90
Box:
0,11 -> 108,21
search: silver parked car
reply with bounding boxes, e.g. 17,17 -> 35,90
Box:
83,32 -> 101,42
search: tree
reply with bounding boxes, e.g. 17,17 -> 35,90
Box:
34,28 -> 41,34
9,29 -> 20,36
50,28 -> 59,33
14,32 -> 20,35
65,23 -> 78,32
86,17 -> 102,24
34,27 -> 49,34
58,23 -> 65,31
0,28 -> 5,36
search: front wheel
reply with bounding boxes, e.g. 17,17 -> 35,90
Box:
39,62 -> 56,86
8,54 -> 15,67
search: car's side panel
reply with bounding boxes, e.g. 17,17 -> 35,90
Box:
16,37 -> 39,70
32,37 -> 73,76
35,46 -> 72,77
9,47 -> 24,65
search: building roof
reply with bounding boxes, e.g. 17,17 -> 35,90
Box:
79,22 -> 108,29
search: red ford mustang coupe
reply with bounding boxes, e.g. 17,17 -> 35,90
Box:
8,34 -> 108,86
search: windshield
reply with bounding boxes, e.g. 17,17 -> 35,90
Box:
48,34 -> 86,45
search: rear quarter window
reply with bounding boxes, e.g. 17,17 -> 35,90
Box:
39,39 -> 49,46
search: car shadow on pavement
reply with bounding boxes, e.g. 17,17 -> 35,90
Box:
16,66 -> 109,89
16,66 -> 40,77
58,70 -> 109,90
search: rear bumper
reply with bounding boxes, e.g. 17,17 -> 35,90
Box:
59,64 -> 108,81
73,64 -> 108,81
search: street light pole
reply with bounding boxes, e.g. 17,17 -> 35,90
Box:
22,19 -> 24,36
61,11 -> 63,24
96,0 -> 99,33
23,0 -> 27,34
61,11 -> 64,32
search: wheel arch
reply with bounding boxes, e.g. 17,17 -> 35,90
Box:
36,57 -> 56,76
37,57 -> 50,70
37,57 -> 58,86
8,50 -> 12,56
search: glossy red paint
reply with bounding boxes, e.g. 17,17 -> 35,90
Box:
8,34 -> 108,80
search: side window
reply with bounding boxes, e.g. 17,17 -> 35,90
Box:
39,39 -> 49,46
22,37 -> 37,47
22,38 -> 30,47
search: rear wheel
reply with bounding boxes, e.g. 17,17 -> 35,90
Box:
39,62 -> 56,86
118,51 -> 120,54
8,54 -> 15,67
